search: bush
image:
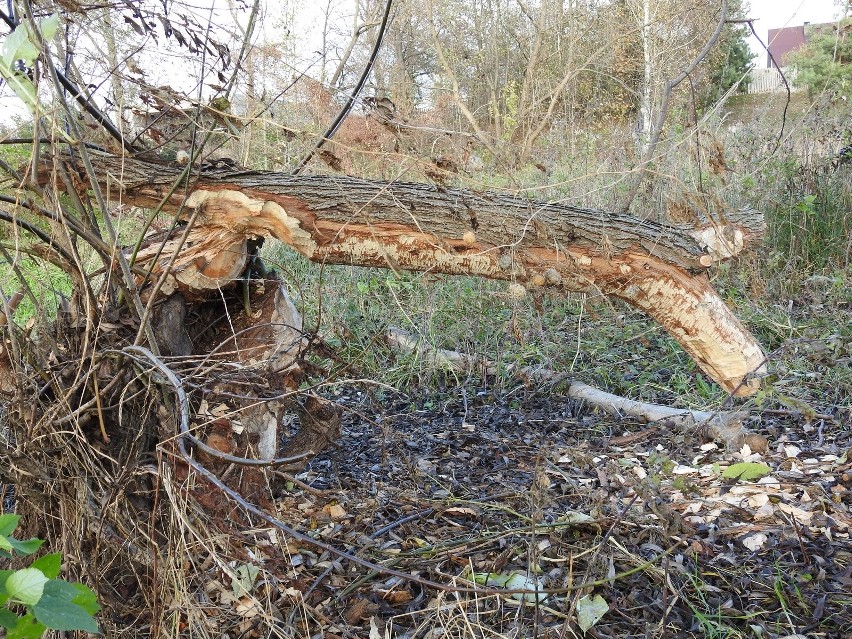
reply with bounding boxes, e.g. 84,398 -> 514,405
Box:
0,514 -> 100,638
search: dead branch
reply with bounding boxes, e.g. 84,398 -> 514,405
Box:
385,327 -> 767,450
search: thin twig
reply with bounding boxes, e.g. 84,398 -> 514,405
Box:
291,0 -> 394,174
0,8 -> 135,153
303,508 -> 436,598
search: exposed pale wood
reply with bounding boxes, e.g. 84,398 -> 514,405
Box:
53,153 -> 767,395
196,280 -> 340,466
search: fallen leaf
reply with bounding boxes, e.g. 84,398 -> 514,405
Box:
722,462 -> 772,482
377,589 -> 412,604
369,616 -> 383,639
742,532 -> 768,551
472,571 -> 547,602
777,503 -> 813,525
344,598 -> 378,624
322,503 -> 347,519
576,593 -> 608,632
559,510 -> 593,524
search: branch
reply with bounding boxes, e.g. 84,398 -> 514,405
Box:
291,0 -> 394,175
385,327 -> 767,450
618,0 -> 729,213
0,8 -> 135,153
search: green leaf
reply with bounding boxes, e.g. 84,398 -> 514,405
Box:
0,26 -> 38,67
470,571 -> 547,602
0,514 -> 20,537
721,462 -> 772,482
38,14 -> 60,42
69,582 -> 100,616
0,568 -> 15,590
29,554 -> 61,580
6,569 -> 48,606
0,15 -> 61,115
5,612 -> 46,639
576,593 -> 608,633
0,608 -> 18,628
231,563 -> 259,598
0,70 -> 40,113
0,536 -> 12,552
7,538 -> 44,557
32,580 -> 99,632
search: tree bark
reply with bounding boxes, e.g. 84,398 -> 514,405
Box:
53,153 -> 767,395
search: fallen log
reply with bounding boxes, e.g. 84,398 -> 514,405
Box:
385,327 -> 768,450
51,152 -> 766,395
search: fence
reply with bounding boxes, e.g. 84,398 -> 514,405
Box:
747,67 -> 800,94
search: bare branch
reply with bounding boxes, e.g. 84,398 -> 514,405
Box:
618,0 -> 729,213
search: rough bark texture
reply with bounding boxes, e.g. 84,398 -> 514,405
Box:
52,153 -> 767,395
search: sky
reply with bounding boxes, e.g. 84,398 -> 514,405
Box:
745,0 -> 845,66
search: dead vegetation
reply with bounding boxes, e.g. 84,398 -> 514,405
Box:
0,2 -> 851,638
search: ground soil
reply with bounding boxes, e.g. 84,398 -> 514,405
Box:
210,383 -> 851,639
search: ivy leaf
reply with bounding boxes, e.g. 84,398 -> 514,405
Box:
32,580 -> 99,632
5,568 -> 48,606
722,462 -> 772,482
576,593 -> 609,633
30,554 -> 61,580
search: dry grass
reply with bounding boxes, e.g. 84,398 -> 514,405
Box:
0,83 -> 850,639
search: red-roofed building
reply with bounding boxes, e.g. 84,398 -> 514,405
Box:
767,22 -> 836,67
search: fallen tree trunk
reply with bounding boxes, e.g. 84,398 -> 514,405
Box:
51,153 -> 766,395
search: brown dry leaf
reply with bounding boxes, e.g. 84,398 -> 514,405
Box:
235,596 -> 260,618
322,503 -> 348,519
378,589 -> 413,604
344,598 -> 378,624
776,502 -> 814,525
443,506 -> 479,518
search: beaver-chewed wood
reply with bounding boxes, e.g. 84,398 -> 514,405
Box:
52,153 -> 767,395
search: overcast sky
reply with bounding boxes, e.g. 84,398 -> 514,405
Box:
746,0 -> 844,66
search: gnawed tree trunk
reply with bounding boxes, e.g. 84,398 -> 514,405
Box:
59,153 -> 767,399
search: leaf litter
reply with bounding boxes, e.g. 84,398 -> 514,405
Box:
196,385 -> 850,638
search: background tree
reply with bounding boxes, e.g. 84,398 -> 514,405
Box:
698,1 -> 755,108
788,17 -> 852,99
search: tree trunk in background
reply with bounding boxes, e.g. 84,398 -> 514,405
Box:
637,0 -> 653,154
48,153 -> 767,396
